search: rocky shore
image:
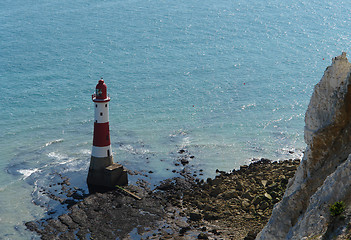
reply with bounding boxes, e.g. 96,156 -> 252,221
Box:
26,158 -> 300,239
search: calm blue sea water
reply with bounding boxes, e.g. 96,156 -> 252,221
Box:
1,0 -> 351,238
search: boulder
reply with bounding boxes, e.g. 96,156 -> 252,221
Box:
198,232 -> 209,239
189,212 -> 202,221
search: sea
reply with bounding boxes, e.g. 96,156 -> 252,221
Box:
1,0 -> 351,238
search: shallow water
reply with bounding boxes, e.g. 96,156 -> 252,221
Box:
1,0 -> 351,238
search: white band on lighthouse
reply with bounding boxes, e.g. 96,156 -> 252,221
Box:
92,146 -> 112,158
94,101 -> 110,123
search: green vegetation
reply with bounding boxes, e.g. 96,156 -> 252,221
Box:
329,201 -> 345,217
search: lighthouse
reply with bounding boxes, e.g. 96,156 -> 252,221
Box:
87,79 -> 128,191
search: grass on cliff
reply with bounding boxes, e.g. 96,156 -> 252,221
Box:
329,201 -> 345,217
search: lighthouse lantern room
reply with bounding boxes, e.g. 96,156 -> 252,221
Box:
87,79 -> 128,191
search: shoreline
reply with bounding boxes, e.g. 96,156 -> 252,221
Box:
26,158 -> 300,239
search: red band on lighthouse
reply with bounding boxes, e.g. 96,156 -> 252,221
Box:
93,122 -> 110,147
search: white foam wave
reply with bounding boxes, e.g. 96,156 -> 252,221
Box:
180,136 -> 191,148
119,144 -> 150,155
80,149 -> 91,155
44,139 -> 64,147
263,117 -> 284,129
18,168 -> 40,179
62,160 -> 89,173
169,130 -> 188,137
241,103 -> 256,110
57,157 -> 77,165
47,152 -> 67,161
274,148 -> 304,160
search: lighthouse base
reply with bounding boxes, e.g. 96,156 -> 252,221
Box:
87,156 -> 128,192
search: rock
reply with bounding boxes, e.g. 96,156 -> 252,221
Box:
203,203 -> 215,211
58,214 -> 78,229
46,219 -> 68,233
180,158 -> 189,165
209,186 -> 222,197
242,199 -> 251,210
212,177 -> 223,186
243,191 -> 254,201
248,205 -> 256,213
221,190 -> 238,200
258,158 -> 271,164
244,215 -> 255,220
259,201 -> 269,210
266,182 -> 278,191
179,226 -> 191,235
204,212 -> 219,220
258,52 -> 351,239
178,149 -> 186,154
157,180 -> 173,191
240,165 -> 249,170
252,195 -> 264,206
244,230 -> 259,240
236,181 -> 244,191
261,180 -> 268,187
264,193 -> 272,200
197,232 -> 209,239
270,191 -> 278,199
25,222 -> 40,233
189,212 -> 202,221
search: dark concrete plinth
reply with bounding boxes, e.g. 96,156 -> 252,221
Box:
87,156 -> 128,192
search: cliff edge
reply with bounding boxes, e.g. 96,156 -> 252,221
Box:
257,52 -> 351,239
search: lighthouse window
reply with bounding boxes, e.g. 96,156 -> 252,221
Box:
100,112 -> 103,116
96,88 -> 102,97
105,104 -> 107,107
95,104 -> 97,108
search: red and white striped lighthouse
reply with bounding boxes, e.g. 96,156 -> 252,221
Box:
91,79 -> 112,161
87,79 -> 128,190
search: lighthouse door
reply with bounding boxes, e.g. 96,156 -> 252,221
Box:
107,150 -> 110,156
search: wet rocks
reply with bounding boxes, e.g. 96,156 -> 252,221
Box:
26,158 -> 299,239
162,158 -> 300,239
177,148 -> 195,166
190,211 -> 202,221
180,158 -> 189,165
26,186 -> 167,239
198,232 -> 209,239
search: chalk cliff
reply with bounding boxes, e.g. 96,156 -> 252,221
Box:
257,52 -> 351,239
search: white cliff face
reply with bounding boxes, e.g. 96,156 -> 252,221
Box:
257,53 -> 351,240
304,52 -> 351,145
288,156 -> 351,239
